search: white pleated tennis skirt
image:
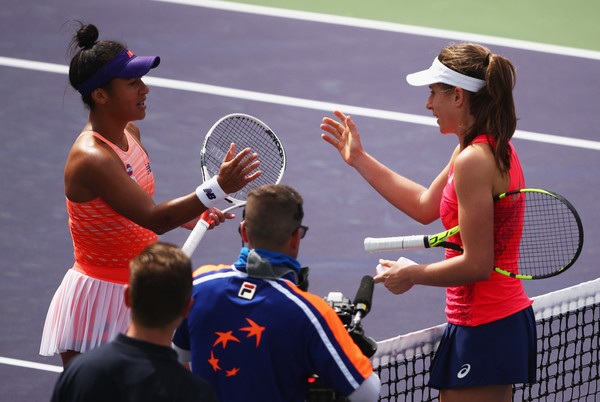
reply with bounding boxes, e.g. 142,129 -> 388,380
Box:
39,268 -> 130,356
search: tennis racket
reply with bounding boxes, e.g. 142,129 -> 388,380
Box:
364,189 -> 584,280
181,114 -> 286,257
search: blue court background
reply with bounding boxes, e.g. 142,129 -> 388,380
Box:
1,0 -> 599,400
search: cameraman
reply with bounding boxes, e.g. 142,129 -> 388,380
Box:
172,184 -> 380,401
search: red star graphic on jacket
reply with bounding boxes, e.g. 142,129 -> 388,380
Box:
208,318 -> 268,379
239,318 -> 266,347
213,330 -> 241,349
208,351 -> 221,372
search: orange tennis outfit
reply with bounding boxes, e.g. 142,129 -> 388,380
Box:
40,130 -> 157,356
440,135 -> 532,326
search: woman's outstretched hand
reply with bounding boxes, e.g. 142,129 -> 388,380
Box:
321,110 -> 365,167
216,143 -> 262,194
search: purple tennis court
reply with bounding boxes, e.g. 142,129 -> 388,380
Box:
1,1 -> 599,400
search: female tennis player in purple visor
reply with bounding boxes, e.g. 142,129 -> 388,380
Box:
40,22 -> 261,367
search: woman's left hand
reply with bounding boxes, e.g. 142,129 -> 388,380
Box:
373,259 -> 415,294
205,208 -> 236,230
181,208 -> 236,230
320,110 -> 365,168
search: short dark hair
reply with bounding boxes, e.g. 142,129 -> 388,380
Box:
244,184 -> 304,249
128,242 -> 192,328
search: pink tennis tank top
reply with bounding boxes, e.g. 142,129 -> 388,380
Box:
67,130 -> 157,284
440,135 -> 532,326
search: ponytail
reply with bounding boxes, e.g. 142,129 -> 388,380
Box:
439,43 -> 517,173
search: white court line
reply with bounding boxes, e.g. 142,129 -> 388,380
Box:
0,356 -> 62,373
0,56 -> 68,74
152,0 -> 600,61
2,55 -> 600,151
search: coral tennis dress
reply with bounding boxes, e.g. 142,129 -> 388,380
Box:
40,130 -> 157,356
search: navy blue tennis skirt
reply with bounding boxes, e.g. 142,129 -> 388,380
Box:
428,306 -> 537,390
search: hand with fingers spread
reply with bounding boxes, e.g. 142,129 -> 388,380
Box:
216,143 -> 262,194
320,110 -> 365,167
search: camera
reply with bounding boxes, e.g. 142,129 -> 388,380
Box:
322,291 -> 378,358
306,277 -> 378,402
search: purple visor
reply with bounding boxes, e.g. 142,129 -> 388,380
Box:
77,49 -> 160,95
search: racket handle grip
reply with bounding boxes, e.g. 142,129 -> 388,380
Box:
181,211 -> 212,257
364,235 -> 427,253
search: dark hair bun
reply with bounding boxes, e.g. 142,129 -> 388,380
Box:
76,24 -> 99,50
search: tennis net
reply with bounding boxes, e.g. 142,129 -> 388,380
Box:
372,278 -> 600,401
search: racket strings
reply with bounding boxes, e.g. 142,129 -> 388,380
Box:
496,191 -> 582,278
203,116 -> 285,200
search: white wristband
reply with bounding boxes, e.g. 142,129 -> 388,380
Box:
195,176 -> 227,208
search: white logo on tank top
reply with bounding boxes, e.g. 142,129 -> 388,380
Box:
125,163 -> 138,183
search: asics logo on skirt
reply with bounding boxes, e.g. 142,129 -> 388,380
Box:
457,364 -> 471,379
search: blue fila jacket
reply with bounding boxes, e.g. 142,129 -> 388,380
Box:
172,261 -> 374,401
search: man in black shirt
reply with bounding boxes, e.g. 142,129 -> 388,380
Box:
51,242 -> 217,402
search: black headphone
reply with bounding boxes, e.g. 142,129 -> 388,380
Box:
238,208 -> 245,236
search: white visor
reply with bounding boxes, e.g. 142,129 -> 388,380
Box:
406,57 -> 486,93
